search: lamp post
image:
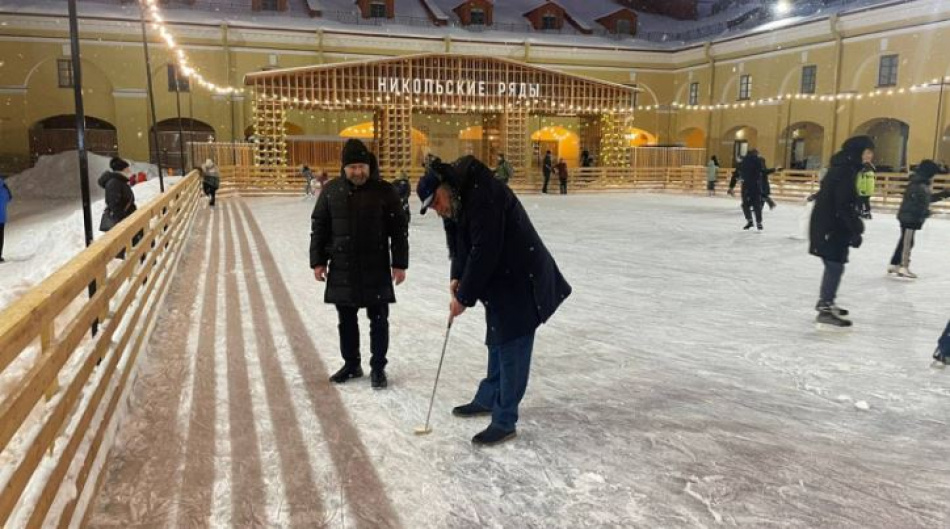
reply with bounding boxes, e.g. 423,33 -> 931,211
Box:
67,0 -> 99,337
931,76 -> 949,160
139,0 -> 165,192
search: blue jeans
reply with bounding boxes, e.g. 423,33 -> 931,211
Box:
473,332 -> 535,431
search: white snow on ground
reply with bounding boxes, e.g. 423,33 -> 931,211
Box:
89,191 -> 950,528
0,152 -> 169,313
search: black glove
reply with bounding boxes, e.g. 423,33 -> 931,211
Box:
850,234 -> 863,248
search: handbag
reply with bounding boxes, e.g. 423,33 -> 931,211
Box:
99,208 -> 116,232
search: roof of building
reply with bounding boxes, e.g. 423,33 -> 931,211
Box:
0,0 -> 898,49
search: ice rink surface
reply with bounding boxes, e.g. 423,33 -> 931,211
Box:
87,192 -> 950,528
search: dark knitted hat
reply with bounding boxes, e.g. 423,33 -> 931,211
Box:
840,136 -> 875,157
110,157 -> 130,172
341,139 -> 372,167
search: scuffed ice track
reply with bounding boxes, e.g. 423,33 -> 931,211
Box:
88,194 -> 949,528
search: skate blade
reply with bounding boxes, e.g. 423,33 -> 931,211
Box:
413,426 -> 433,435
815,322 -> 853,331
931,360 -> 947,370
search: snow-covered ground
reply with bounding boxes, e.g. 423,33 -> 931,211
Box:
84,192 -> 950,528
0,151 -> 167,312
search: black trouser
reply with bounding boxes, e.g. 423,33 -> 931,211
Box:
858,196 -> 872,217
0,222 -> 5,259
741,194 -> 763,224
820,258 -> 845,304
336,304 -> 389,370
890,226 -> 917,266
542,171 -> 551,193
559,178 -> 567,195
203,183 -> 217,206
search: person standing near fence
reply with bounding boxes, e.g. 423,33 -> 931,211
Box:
855,151 -> 876,219
202,159 -> 220,207
887,160 -> 950,279
542,150 -> 553,194
495,153 -> 513,185
808,136 -> 873,328
302,165 -> 315,196
0,174 -> 11,263
706,156 -> 720,196
556,157 -> 569,195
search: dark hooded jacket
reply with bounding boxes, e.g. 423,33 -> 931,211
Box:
309,159 -> 409,307
98,170 -> 136,222
441,156 -> 572,345
736,152 -> 776,198
897,160 -> 949,229
809,136 -> 872,263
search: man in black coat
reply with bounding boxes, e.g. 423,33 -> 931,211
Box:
808,136 -> 874,327
731,149 -> 778,231
310,139 -> 409,389
541,150 -> 553,194
417,155 -> 572,446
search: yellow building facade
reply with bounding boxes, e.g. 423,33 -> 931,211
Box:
1,0 -> 949,173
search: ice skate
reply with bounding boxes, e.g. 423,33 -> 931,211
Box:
897,267 -> 917,279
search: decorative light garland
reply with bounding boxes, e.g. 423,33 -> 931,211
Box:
142,0 -> 243,96
641,76 -> 950,112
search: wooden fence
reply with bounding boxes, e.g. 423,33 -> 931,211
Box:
213,163 -> 950,213
0,172 -> 201,528
189,142 -> 254,168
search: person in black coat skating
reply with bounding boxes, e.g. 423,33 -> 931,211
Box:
310,139 -> 409,389
808,136 -> 874,326
417,155 -> 572,446
730,150 -> 778,230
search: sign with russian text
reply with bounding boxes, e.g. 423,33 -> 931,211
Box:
377,77 -> 540,99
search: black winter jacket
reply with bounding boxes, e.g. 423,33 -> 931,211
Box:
310,176 -> 409,307
897,167 -> 950,229
98,171 -> 136,222
443,156 -> 572,345
809,151 -> 864,263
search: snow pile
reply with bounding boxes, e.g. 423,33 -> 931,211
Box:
0,176 -> 175,313
6,151 -> 158,201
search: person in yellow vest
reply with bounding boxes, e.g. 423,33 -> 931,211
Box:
855,150 -> 876,219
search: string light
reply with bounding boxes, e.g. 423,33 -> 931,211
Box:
143,0 -> 243,96
663,76 -> 950,113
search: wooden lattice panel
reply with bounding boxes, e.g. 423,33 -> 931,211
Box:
598,113 -> 628,167
252,99 -> 287,166
374,107 -> 412,177
502,109 -> 528,172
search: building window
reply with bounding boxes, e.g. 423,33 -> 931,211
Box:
369,1 -> 387,18
57,59 -> 74,88
738,74 -> 752,100
878,54 -> 899,87
260,0 -> 279,10
541,12 -> 557,30
470,7 -> 485,25
801,65 -> 817,94
616,18 -> 631,35
688,82 -> 699,105
167,64 -> 190,92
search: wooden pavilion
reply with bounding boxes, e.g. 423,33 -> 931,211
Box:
244,53 -> 637,177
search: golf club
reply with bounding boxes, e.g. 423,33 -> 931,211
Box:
414,316 -> 454,435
